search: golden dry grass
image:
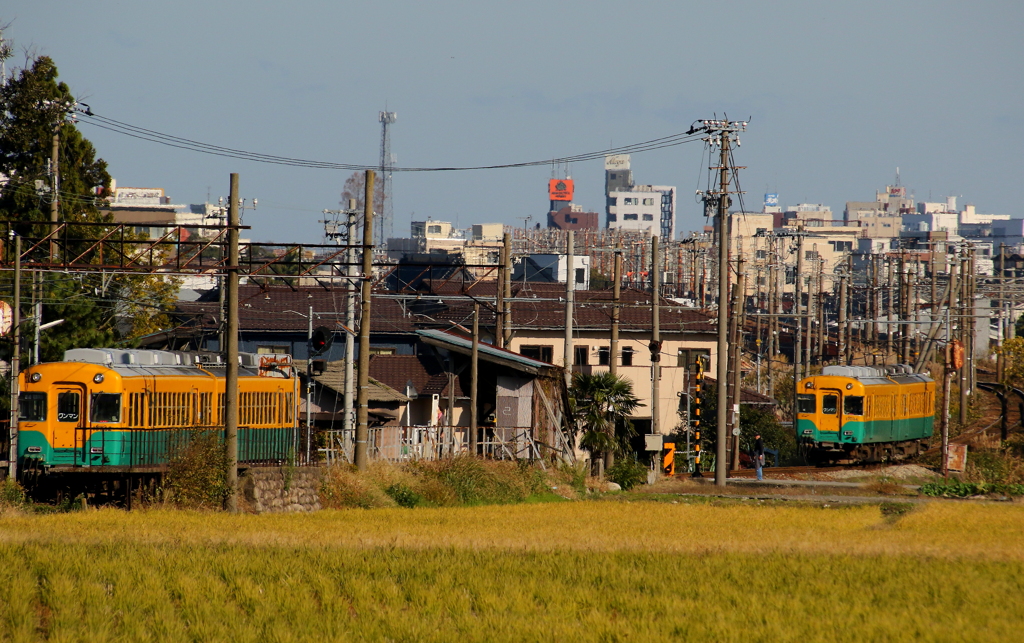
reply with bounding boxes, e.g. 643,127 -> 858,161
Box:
1,500 -> 1022,641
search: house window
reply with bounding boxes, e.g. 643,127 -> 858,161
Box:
624,214 -> 639,221
642,214 -> 654,221
677,349 -> 710,369
608,214 -> 617,222
575,268 -> 586,284
621,346 -> 634,366
756,250 -> 767,259
427,225 -> 442,234
520,345 -> 553,363
610,173 -> 617,180
574,345 -> 589,366
598,347 -> 610,366
257,345 -> 289,355
624,197 -> 639,205
643,198 -> 655,206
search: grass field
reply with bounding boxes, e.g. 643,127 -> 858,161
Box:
1,499 -> 1022,642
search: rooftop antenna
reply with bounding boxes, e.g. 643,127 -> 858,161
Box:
378,109 -> 397,246
895,166 -> 901,187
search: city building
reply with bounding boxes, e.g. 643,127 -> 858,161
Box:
604,155 -> 676,239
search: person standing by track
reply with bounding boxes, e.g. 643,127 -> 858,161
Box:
752,433 -> 765,481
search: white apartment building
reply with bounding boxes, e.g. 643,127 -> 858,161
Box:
604,155 -> 676,239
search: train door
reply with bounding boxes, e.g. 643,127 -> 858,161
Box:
53,386 -> 87,465
819,389 -> 841,436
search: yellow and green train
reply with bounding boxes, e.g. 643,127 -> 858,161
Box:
16,349 -> 299,491
796,365 -> 935,463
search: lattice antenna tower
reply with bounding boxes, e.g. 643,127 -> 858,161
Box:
378,110 -> 397,246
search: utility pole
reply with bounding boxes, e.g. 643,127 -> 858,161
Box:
838,272 -> 848,365
49,130 -> 59,263
355,170 -> 375,471
651,236 -> 661,440
691,117 -> 747,488
345,200 -> 357,443
503,232 -> 513,348
224,174 -> 240,513
563,231 -> 574,390
7,234 -> 21,481
305,304 -> 313,462
998,244 -> 1006,382
959,251 -> 968,426
795,231 -> 804,384
470,301 -> 479,455
496,238 -> 505,348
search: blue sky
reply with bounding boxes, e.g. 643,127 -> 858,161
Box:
4,1 -> 1022,242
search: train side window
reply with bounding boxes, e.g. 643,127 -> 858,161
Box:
19,393 -> 46,421
796,394 -> 816,414
57,391 -> 80,423
90,393 -> 121,423
843,396 -> 864,416
822,394 -> 838,415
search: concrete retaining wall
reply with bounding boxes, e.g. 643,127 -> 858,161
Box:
241,466 -> 323,514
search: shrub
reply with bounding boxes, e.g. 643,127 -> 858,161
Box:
607,457 -> 648,490
0,479 -> 26,510
164,431 -> 229,509
384,483 -> 422,508
919,480 -> 1024,498
319,465 -> 396,510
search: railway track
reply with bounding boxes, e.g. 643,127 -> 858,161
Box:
724,462 -> 891,478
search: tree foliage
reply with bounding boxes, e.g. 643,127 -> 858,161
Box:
340,171 -> 384,218
569,371 -> 642,460
996,337 -> 1024,386
0,52 -> 178,370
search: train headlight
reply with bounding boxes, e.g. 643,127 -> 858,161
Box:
30,372 -> 41,383
846,383 -> 853,390
805,381 -> 813,389
93,373 -> 104,384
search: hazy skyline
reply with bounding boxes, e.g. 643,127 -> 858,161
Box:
3,1 -> 1022,242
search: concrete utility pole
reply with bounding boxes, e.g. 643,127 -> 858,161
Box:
503,232 -> 513,347
838,273 -> 848,365
713,126 -> 734,488
49,131 -> 59,262
344,200 -> 357,441
305,304 -> 314,462
470,301 -> 479,455
794,231 -> 804,385
355,170 -> 375,471
611,241 -> 622,380
224,174 -> 240,513
651,236 -> 661,439
730,261 -> 745,471
998,244 -> 1006,381
563,231 -> 575,390
496,240 -> 505,348
7,234 -> 21,481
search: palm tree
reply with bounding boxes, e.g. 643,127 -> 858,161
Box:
570,371 -> 642,473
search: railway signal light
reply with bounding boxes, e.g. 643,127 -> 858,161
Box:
310,326 -> 334,356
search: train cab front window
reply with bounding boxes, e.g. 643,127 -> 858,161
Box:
90,393 -> 121,423
18,393 -> 46,421
844,396 -> 864,416
797,395 -> 816,414
57,392 -> 80,423
822,394 -> 838,415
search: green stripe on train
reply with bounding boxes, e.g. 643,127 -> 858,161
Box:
18,428 -> 297,467
797,417 -> 934,444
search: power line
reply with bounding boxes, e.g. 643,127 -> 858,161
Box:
77,111 -> 704,173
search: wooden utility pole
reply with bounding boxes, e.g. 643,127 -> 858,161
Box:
355,170 -> 375,471
224,174 -> 240,513
7,234 -> 21,480
470,302 -> 479,455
